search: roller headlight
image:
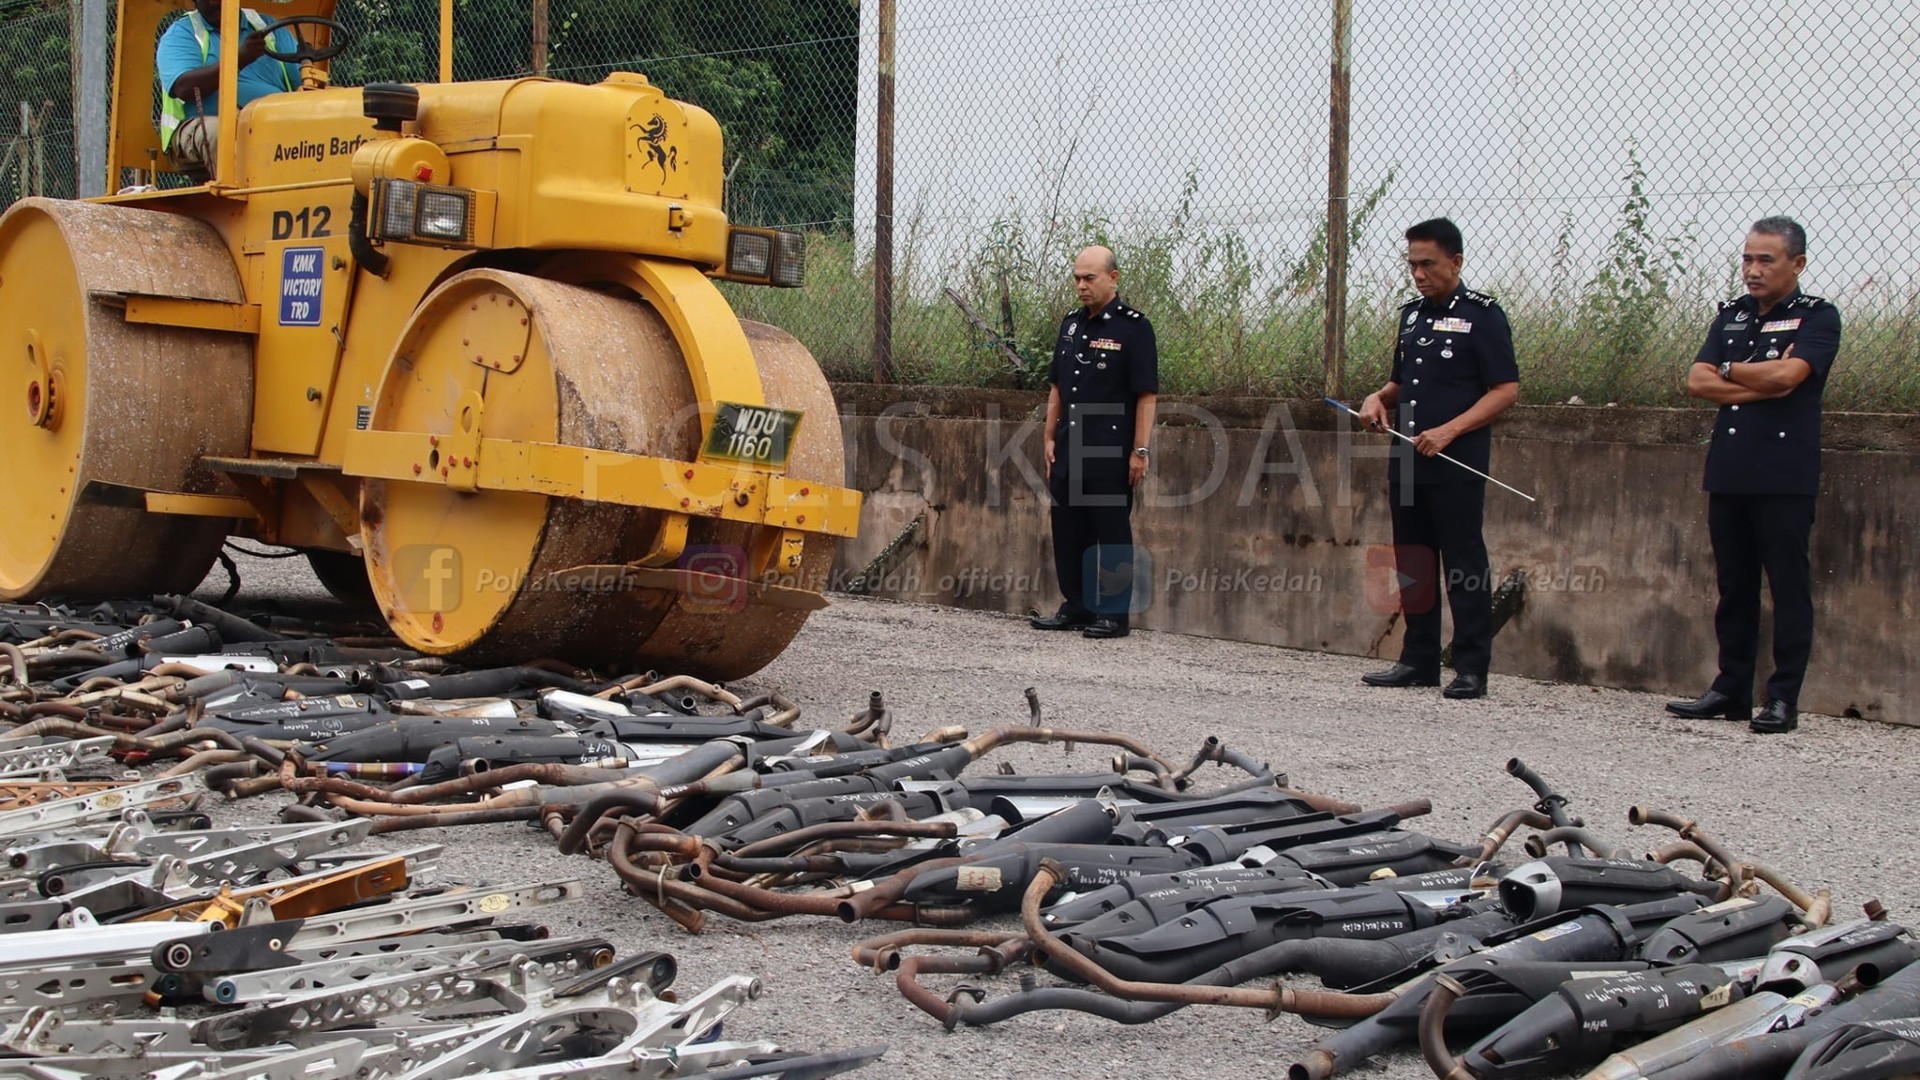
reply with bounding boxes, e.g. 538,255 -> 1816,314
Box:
415,188 -> 472,241
374,178 -> 417,241
724,227 -> 805,288
371,178 -> 475,247
727,229 -> 773,278
771,231 -> 805,288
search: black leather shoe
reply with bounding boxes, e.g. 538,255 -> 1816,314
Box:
1664,690 -> 1751,723
1030,609 -> 1094,631
1750,700 -> 1799,734
1082,618 -> 1129,639
1443,673 -> 1487,700
1361,663 -> 1440,688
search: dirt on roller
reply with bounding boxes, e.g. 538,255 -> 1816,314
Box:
204,550 -> 1920,1080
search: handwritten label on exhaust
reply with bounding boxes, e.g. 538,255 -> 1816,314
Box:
956,866 -> 1003,892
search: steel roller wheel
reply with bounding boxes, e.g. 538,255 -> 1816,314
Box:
0,198 -> 253,600
306,549 -> 376,607
360,269 -> 840,678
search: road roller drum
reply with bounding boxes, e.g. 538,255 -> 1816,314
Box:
0,0 -> 862,679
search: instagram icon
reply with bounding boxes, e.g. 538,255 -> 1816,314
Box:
680,545 -> 749,614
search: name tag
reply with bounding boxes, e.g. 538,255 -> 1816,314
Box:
1432,318 -> 1473,333
1760,319 -> 1801,333
1090,338 -> 1122,351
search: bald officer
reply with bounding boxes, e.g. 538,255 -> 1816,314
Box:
1030,246 -> 1159,639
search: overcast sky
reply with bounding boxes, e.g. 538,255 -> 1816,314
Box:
853,0 -> 1918,306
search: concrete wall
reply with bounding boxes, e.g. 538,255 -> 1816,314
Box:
825,387 -> 1919,724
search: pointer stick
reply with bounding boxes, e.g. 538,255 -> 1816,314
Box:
1324,397 -> 1537,502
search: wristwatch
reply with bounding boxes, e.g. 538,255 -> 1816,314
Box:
1133,447 -> 1151,459
1718,360 -> 1733,381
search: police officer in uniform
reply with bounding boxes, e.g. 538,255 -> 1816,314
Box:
1667,217 -> 1840,735
1358,218 -> 1520,699
1030,245 -> 1159,639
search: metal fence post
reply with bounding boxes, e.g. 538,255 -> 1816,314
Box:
75,0 -> 108,197
1322,0 -> 1352,401
532,0 -> 549,76
871,0 -> 897,384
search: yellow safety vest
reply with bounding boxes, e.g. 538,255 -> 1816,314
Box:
159,9 -> 292,152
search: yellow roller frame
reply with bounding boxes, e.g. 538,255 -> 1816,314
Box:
342,254 -> 862,546
346,431 -> 860,538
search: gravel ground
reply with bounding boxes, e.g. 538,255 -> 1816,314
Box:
193,550 -> 1920,1080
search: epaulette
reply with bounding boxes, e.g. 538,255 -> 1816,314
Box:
1787,294 -> 1831,311
1399,294 -> 1422,309
1717,297 -> 1743,311
1461,288 -> 1499,308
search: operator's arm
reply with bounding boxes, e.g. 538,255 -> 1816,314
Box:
163,26 -> 271,105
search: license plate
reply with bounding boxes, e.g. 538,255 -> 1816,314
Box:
702,402 -> 803,467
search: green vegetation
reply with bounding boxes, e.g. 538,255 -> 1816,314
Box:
729,158 -> 1920,411
331,0 -> 860,231
0,0 -> 856,223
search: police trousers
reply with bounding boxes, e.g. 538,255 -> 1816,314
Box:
1389,480 -> 1492,675
1707,493 -> 1817,709
1048,470 -> 1135,621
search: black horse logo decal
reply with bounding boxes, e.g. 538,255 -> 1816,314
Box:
632,114 -> 679,184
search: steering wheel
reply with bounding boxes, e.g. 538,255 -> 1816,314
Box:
257,15 -> 349,65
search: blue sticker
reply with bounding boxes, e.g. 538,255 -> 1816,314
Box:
279,246 -> 325,327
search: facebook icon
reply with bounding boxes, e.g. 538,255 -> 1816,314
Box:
392,545 -> 463,614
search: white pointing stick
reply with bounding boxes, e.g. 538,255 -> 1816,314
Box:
1324,397 -> 1537,502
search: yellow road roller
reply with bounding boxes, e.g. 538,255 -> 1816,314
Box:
0,0 -> 861,678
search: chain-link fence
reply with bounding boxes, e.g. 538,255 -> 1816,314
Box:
0,0 -> 858,217
0,0 -> 1913,407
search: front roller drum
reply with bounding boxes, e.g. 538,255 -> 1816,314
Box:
0,199 -> 253,600
360,269 -> 840,679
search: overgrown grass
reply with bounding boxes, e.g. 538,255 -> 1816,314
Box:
726,170 -> 1920,410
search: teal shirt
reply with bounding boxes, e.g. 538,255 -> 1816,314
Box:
156,11 -> 297,115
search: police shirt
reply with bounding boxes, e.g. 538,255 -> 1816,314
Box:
1389,284 -> 1519,486
1049,298 -> 1159,481
1692,290 -> 1840,497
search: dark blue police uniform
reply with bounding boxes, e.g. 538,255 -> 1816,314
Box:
1692,289 -> 1841,710
1047,297 -> 1158,620
1386,283 -> 1519,677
